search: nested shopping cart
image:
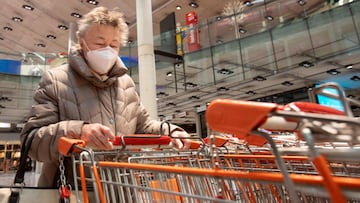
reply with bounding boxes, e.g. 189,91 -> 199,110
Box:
57,82 -> 360,203
205,82 -> 360,203
58,134 -> 360,203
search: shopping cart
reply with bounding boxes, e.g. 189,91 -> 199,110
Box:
57,82 -> 360,203
205,82 -> 360,203
58,135 -> 360,202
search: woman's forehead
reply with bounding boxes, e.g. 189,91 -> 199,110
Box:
85,24 -> 120,41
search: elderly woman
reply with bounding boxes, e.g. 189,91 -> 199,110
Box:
20,6 -> 189,187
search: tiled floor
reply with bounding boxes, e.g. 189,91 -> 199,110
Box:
0,171 -> 39,186
0,161 -> 41,187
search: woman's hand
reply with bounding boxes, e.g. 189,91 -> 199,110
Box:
170,130 -> 191,149
81,123 -> 115,150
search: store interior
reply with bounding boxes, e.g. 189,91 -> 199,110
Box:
0,0 -> 359,181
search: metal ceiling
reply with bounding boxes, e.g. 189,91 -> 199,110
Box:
0,0 -> 228,53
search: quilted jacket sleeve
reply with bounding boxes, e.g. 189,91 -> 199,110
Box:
20,71 -> 85,163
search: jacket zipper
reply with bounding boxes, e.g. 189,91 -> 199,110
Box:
110,86 -> 117,135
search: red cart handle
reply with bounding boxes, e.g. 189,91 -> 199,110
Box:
111,134 -> 171,146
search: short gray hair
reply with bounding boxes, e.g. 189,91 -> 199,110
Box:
76,7 -> 129,46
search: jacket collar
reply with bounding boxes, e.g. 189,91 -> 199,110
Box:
68,46 -> 128,88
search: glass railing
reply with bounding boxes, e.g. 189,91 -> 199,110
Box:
151,1 -> 360,95
119,0 -> 360,97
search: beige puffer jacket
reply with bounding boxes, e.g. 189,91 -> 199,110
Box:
20,48 -> 181,187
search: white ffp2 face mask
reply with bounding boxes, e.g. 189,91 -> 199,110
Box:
83,40 -> 119,75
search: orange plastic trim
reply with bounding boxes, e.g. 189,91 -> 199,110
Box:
79,165 -> 88,203
312,155 -> 346,203
98,161 -> 360,189
92,166 -> 106,203
187,140 -> 202,149
206,99 -> 277,136
57,137 -> 85,156
244,134 -> 267,146
204,136 -> 229,147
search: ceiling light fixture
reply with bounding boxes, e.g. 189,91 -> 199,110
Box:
281,81 -> 294,86
265,15 -> 274,21
166,72 -> 172,77
216,39 -> 223,44
239,27 -> 247,34
299,60 -> 314,68
184,82 -> 198,88
326,69 -> 340,75
3,26 -> 13,31
22,4 -> 34,11
189,2 -> 199,8
127,39 -> 134,45
36,43 -> 46,48
166,102 -> 176,107
217,87 -> 229,91
71,12 -> 82,18
0,96 -> 11,101
156,91 -> 169,97
350,75 -> 359,81
216,16 -> 222,21
345,64 -> 353,69
86,0 -> 99,5
217,68 -> 234,75
58,25 -> 68,30
244,1 -> 253,6
189,95 -> 200,100
12,17 -> 23,22
46,34 -> 56,40
176,5 -> 181,10
253,76 -> 267,81
297,0 -> 306,6
246,91 -> 256,95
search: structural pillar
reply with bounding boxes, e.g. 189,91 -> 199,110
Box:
136,0 -> 158,119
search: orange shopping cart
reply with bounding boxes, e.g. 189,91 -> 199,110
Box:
57,82 -> 360,203
205,82 -> 360,203
57,135 -> 360,203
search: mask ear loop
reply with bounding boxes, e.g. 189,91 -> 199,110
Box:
81,39 -> 92,52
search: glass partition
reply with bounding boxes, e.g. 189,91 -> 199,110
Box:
240,31 -> 277,79
183,48 -> 214,88
211,40 -> 244,84
308,3 -> 360,59
272,19 -> 312,70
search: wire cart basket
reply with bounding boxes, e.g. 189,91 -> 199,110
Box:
57,82 -> 360,203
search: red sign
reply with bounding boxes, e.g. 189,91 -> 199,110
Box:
185,11 -> 200,52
